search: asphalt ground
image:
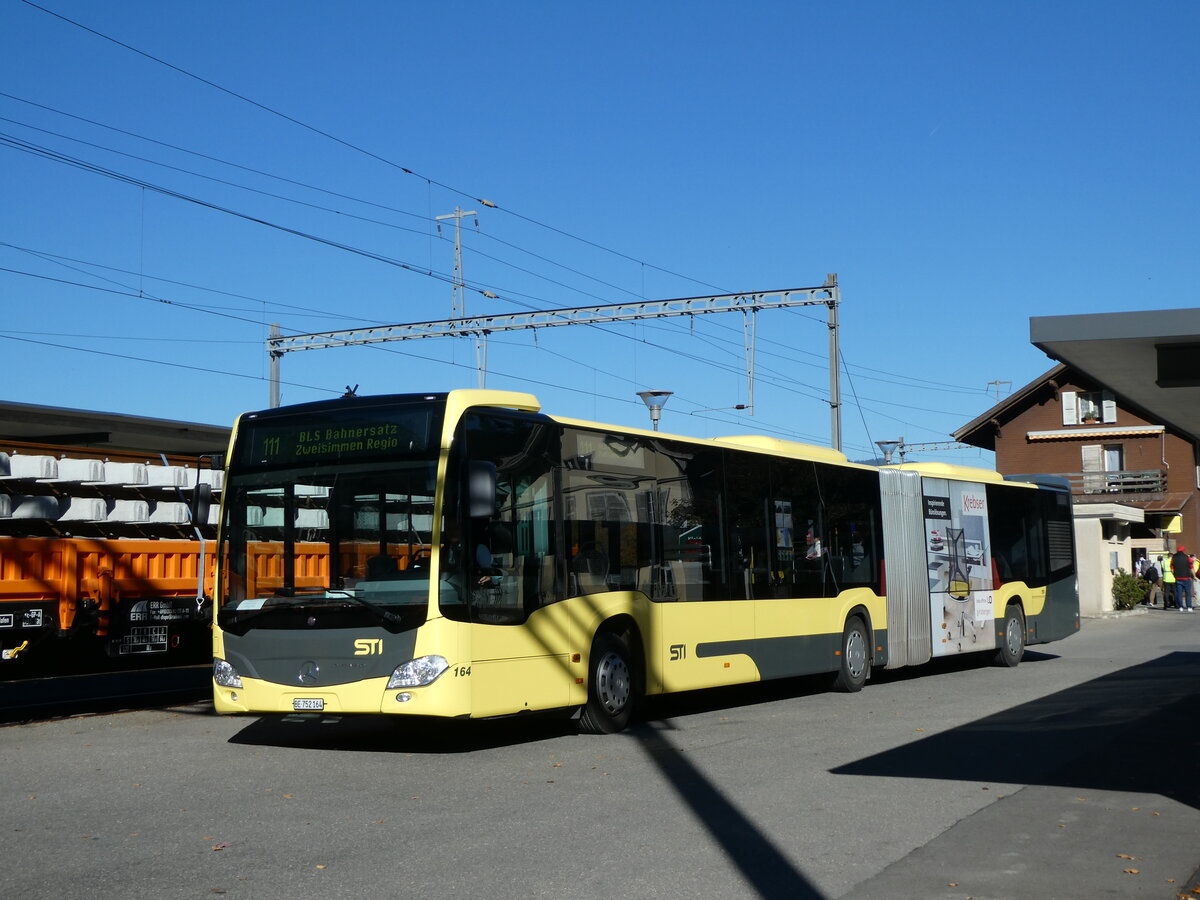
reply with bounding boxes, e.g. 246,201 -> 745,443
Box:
2,609 -> 1199,900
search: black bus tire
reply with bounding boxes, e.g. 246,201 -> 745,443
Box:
993,604 -> 1025,667
579,630 -> 638,734
831,616 -> 870,693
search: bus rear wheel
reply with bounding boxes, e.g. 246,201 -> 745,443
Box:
831,616 -> 870,693
579,630 -> 638,734
993,604 -> 1025,667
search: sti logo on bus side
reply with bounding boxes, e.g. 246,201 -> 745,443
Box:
354,638 -> 384,656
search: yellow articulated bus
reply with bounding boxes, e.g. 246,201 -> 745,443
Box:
211,389 -> 1079,733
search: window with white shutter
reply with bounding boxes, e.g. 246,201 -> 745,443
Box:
1062,391 -> 1078,426
1082,444 -> 1104,493
1101,391 -> 1117,424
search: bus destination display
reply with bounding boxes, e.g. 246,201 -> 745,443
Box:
242,408 -> 437,466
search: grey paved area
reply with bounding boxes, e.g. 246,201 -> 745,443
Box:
2,609 -> 1198,899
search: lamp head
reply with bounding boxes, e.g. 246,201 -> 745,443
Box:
636,391 -> 673,430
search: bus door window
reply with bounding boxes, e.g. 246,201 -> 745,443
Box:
725,452 -> 772,600
658,442 -> 727,602
817,466 -> 882,595
770,458 -> 823,598
453,412 -> 559,624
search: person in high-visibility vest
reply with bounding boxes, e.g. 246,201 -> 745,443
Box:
1163,556 -> 1177,608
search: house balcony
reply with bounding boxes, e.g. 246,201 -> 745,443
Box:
1054,469 -> 1167,499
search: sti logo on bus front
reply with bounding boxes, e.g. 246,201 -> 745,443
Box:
354,638 -> 384,656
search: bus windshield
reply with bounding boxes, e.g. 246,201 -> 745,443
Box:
217,400 -> 445,634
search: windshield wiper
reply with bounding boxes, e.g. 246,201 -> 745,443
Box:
322,589 -> 406,626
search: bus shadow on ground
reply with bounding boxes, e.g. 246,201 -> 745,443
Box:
227,709 -> 581,752
831,651 -> 1200,811
224,650 -> 1062,754
225,669 -> 849,754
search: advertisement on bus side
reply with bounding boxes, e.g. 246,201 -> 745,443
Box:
923,478 -> 996,656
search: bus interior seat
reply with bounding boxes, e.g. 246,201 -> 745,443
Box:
573,545 -> 609,594
0,494 -> 10,517
0,451 -> 9,477
366,554 -> 400,580
574,543 -> 608,575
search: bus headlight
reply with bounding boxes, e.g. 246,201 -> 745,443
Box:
387,655 -> 449,689
213,657 -> 243,688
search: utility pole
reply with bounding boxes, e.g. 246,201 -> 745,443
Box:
826,274 -> 841,452
268,322 -> 282,409
435,207 -> 482,384
434,207 -> 479,318
986,379 -> 1011,400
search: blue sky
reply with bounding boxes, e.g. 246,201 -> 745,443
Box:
3,1 -> 1197,463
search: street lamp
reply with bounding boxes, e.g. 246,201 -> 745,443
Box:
637,390 -> 673,431
875,437 -> 904,464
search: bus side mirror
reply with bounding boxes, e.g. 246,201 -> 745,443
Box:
467,461 -> 497,519
190,482 -> 212,526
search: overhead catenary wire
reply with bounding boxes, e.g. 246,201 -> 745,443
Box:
0,67 -> 978,412
17,0 -> 730,297
9,5 -> 985,450
2,241 -> 400,324
0,332 -> 341,395
1,154 -> 966,440
0,115 -> 661,313
0,138 -> 841,409
0,91 -> 656,305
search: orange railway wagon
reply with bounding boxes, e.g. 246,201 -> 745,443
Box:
0,537 -> 215,661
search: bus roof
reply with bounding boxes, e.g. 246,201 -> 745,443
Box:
709,434 -> 852,465
450,390 -> 863,469
887,461 -> 1026,485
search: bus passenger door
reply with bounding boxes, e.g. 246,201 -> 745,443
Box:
461,433 -> 572,717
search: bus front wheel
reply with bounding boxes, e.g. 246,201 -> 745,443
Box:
831,616 -> 870,693
993,604 -> 1025,667
579,630 -> 638,734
